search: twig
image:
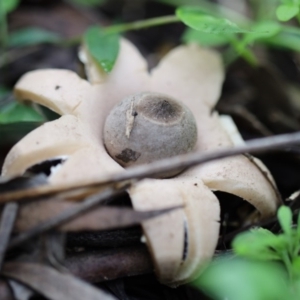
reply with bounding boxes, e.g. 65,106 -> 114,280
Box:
7,187 -> 125,250
218,104 -> 273,136
0,203 -> 18,269
0,246 -> 153,298
8,186 -> 180,249
104,15 -> 179,34
65,245 -> 153,282
0,0 -> 8,50
2,262 -> 117,300
109,131 -> 300,182
2,131 -> 300,203
66,228 -> 142,249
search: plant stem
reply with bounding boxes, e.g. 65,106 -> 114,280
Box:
104,15 -> 180,34
3,131 -> 300,203
36,15 -> 181,48
228,35 -> 258,67
0,15 -> 180,66
0,0 -> 8,51
282,251 -> 294,280
155,0 -> 251,26
297,12 -> 300,25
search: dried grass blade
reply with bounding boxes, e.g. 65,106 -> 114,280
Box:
61,205 -> 182,231
2,262 -> 117,300
0,203 -> 18,269
8,187 -> 124,249
1,131 -> 300,204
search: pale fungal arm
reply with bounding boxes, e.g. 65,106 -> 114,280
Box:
151,44 -> 224,110
2,115 -> 94,177
103,92 -> 197,176
1,37 -> 286,288
49,146 -> 122,186
129,178 -> 220,285
14,69 -> 91,116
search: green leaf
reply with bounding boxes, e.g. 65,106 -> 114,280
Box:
8,27 -> 61,47
281,0 -> 297,4
2,0 -> 20,14
182,28 -> 231,46
236,22 -> 281,62
0,102 -> 45,124
237,21 -> 281,51
194,257 -> 291,300
252,0 -> 281,22
297,211 -> 300,239
276,4 -> 299,21
228,35 -> 258,66
278,206 -> 293,236
291,279 -> 300,299
84,26 -> 120,73
69,0 -> 106,6
247,21 -> 282,43
262,25 -> 300,51
176,6 -> 249,34
292,256 -> 300,278
232,228 -> 287,260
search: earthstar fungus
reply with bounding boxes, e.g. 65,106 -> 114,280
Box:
104,92 -> 198,177
1,39 -> 280,285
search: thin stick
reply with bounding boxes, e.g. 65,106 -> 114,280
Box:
2,131 -> 300,203
109,131 -> 300,183
7,187 -> 123,249
7,185 -> 180,250
104,15 -> 179,34
0,0 -> 8,50
0,203 -> 18,269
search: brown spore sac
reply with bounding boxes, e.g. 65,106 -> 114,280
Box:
103,92 -> 197,177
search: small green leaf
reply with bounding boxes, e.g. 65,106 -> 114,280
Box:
194,257 -> 291,300
8,27 -> 61,47
276,4 -> 299,21
176,6 -> 249,34
278,206 -> 293,236
84,26 -> 120,73
237,22 -> 281,60
234,43 -> 258,66
182,28 -> 231,46
69,0 -> 106,6
232,228 -> 287,260
0,102 -> 44,124
262,25 -> 300,52
297,211 -> 300,239
249,21 -> 282,42
291,279 -> 300,299
292,256 -> 300,278
281,0 -> 297,4
2,0 -> 20,14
